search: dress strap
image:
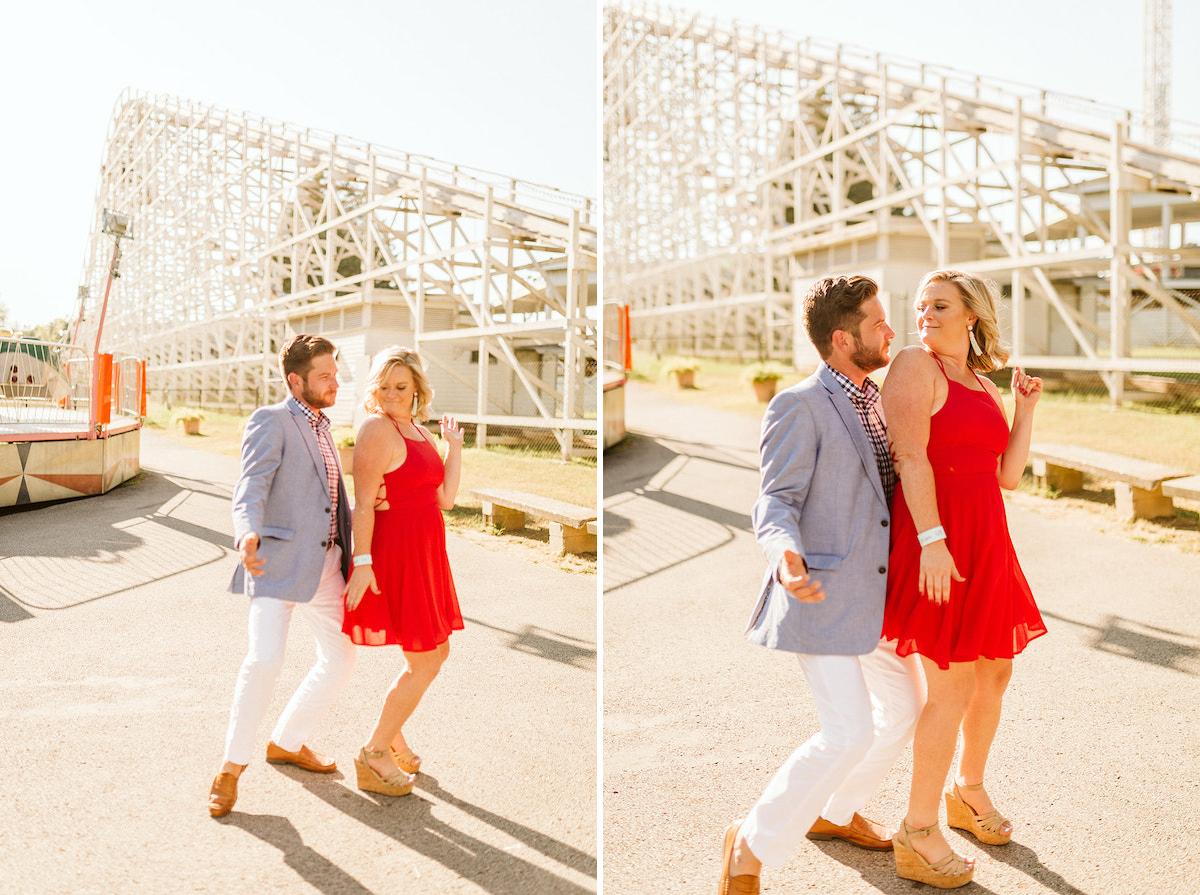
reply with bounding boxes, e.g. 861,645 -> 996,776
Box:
930,352 -> 950,381
384,414 -> 417,441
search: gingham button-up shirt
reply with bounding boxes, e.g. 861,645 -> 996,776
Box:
288,395 -> 340,543
827,364 -> 895,506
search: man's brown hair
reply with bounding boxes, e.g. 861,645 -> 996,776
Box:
278,334 -> 336,382
802,275 -> 879,359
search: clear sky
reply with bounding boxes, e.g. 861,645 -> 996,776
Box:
0,0 -> 599,330
674,0 -> 1198,122
5,1 -> 1194,331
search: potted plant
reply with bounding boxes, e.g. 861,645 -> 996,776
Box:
170,408 -> 205,435
742,362 -> 789,403
662,356 -> 701,389
333,428 -> 356,472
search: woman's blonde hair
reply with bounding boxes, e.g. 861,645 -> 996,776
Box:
917,269 -> 1010,373
362,346 -> 434,421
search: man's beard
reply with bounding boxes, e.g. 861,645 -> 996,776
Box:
299,380 -> 336,409
850,336 -> 888,373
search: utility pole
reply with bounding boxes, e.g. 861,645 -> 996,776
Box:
1144,0 -> 1172,148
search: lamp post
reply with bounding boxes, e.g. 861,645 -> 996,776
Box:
88,209 -> 133,436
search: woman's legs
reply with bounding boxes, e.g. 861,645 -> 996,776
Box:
364,640 -> 449,777
904,657 -> 975,867
955,658 -> 1013,827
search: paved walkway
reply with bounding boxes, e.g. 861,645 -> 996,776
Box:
603,381 -> 1200,895
0,429 -> 596,894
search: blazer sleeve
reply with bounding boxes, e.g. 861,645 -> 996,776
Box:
231,408 -> 284,548
751,391 -> 817,578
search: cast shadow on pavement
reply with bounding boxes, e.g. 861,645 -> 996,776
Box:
0,588 -> 33,621
604,432 -> 757,501
811,839 -> 1002,894
465,616 -> 596,670
298,772 -> 596,895
816,832 -> 1093,894
0,467 -> 232,618
1041,609 -> 1200,675
601,503 -> 736,593
979,839 -> 1093,895
219,812 -> 373,895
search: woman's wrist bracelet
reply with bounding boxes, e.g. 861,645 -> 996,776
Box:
353,554 -> 373,566
917,525 -> 946,547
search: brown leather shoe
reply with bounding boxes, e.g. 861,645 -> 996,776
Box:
265,741 -> 337,773
719,819 -> 760,895
208,772 -> 240,817
807,813 -> 894,850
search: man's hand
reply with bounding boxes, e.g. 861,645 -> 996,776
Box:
779,549 -> 825,603
239,533 -> 265,578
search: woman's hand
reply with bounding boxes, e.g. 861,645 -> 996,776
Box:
440,415 -> 464,448
344,564 -> 381,611
1011,366 -> 1043,412
918,540 -> 965,604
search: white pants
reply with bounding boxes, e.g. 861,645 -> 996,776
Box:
222,546 -> 357,765
742,638 -> 924,867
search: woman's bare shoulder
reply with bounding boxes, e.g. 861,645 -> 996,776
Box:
884,346 -> 937,383
355,414 -> 393,445
890,345 -> 935,368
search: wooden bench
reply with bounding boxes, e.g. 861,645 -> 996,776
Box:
469,488 -> 597,556
1163,474 -> 1200,503
1028,443 -> 1191,520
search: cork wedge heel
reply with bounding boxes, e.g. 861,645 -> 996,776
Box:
945,781 -> 1013,845
355,747 -> 415,796
893,821 -> 974,889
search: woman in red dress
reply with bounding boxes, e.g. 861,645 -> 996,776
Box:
343,346 -> 465,796
882,270 -> 1047,887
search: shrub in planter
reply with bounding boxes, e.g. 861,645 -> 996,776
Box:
170,408 -> 205,435
333,428 -> 356,471
741,362 -> 789,402
661,356 -> 701,389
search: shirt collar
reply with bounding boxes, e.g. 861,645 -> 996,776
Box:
287,394 -> 330,430
825,362 -> 881,408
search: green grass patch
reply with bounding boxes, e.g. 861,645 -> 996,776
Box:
632,350 -> 808,416
143,401 -> 596,566
144,402 -> 247,455
1005,391 -> 1200,471
632,351 -> 1200,470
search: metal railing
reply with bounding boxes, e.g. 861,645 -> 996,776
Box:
0,336 -> 144,438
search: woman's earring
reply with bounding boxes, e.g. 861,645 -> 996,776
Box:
968,324 -> 982,357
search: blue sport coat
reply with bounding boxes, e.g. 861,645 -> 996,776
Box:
228,399 -> 351,600
745,364 -> 892,655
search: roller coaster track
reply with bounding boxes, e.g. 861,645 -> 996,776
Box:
605,4 -> 1200,385
76,90 -> 597,454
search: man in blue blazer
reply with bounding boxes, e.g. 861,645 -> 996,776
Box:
719,276 -> 924,894
208,334 -> 357,817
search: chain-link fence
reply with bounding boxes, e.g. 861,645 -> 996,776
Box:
986,368 -> 1200,414
153,388 -> 264,414
150,386 -> 599,460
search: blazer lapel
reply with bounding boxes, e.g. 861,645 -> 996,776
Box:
286,401 -> 328,484
817,366 -> 888,508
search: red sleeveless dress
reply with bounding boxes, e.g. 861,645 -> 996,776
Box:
882,358 -> 1046,669
342,424 -> 464,652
